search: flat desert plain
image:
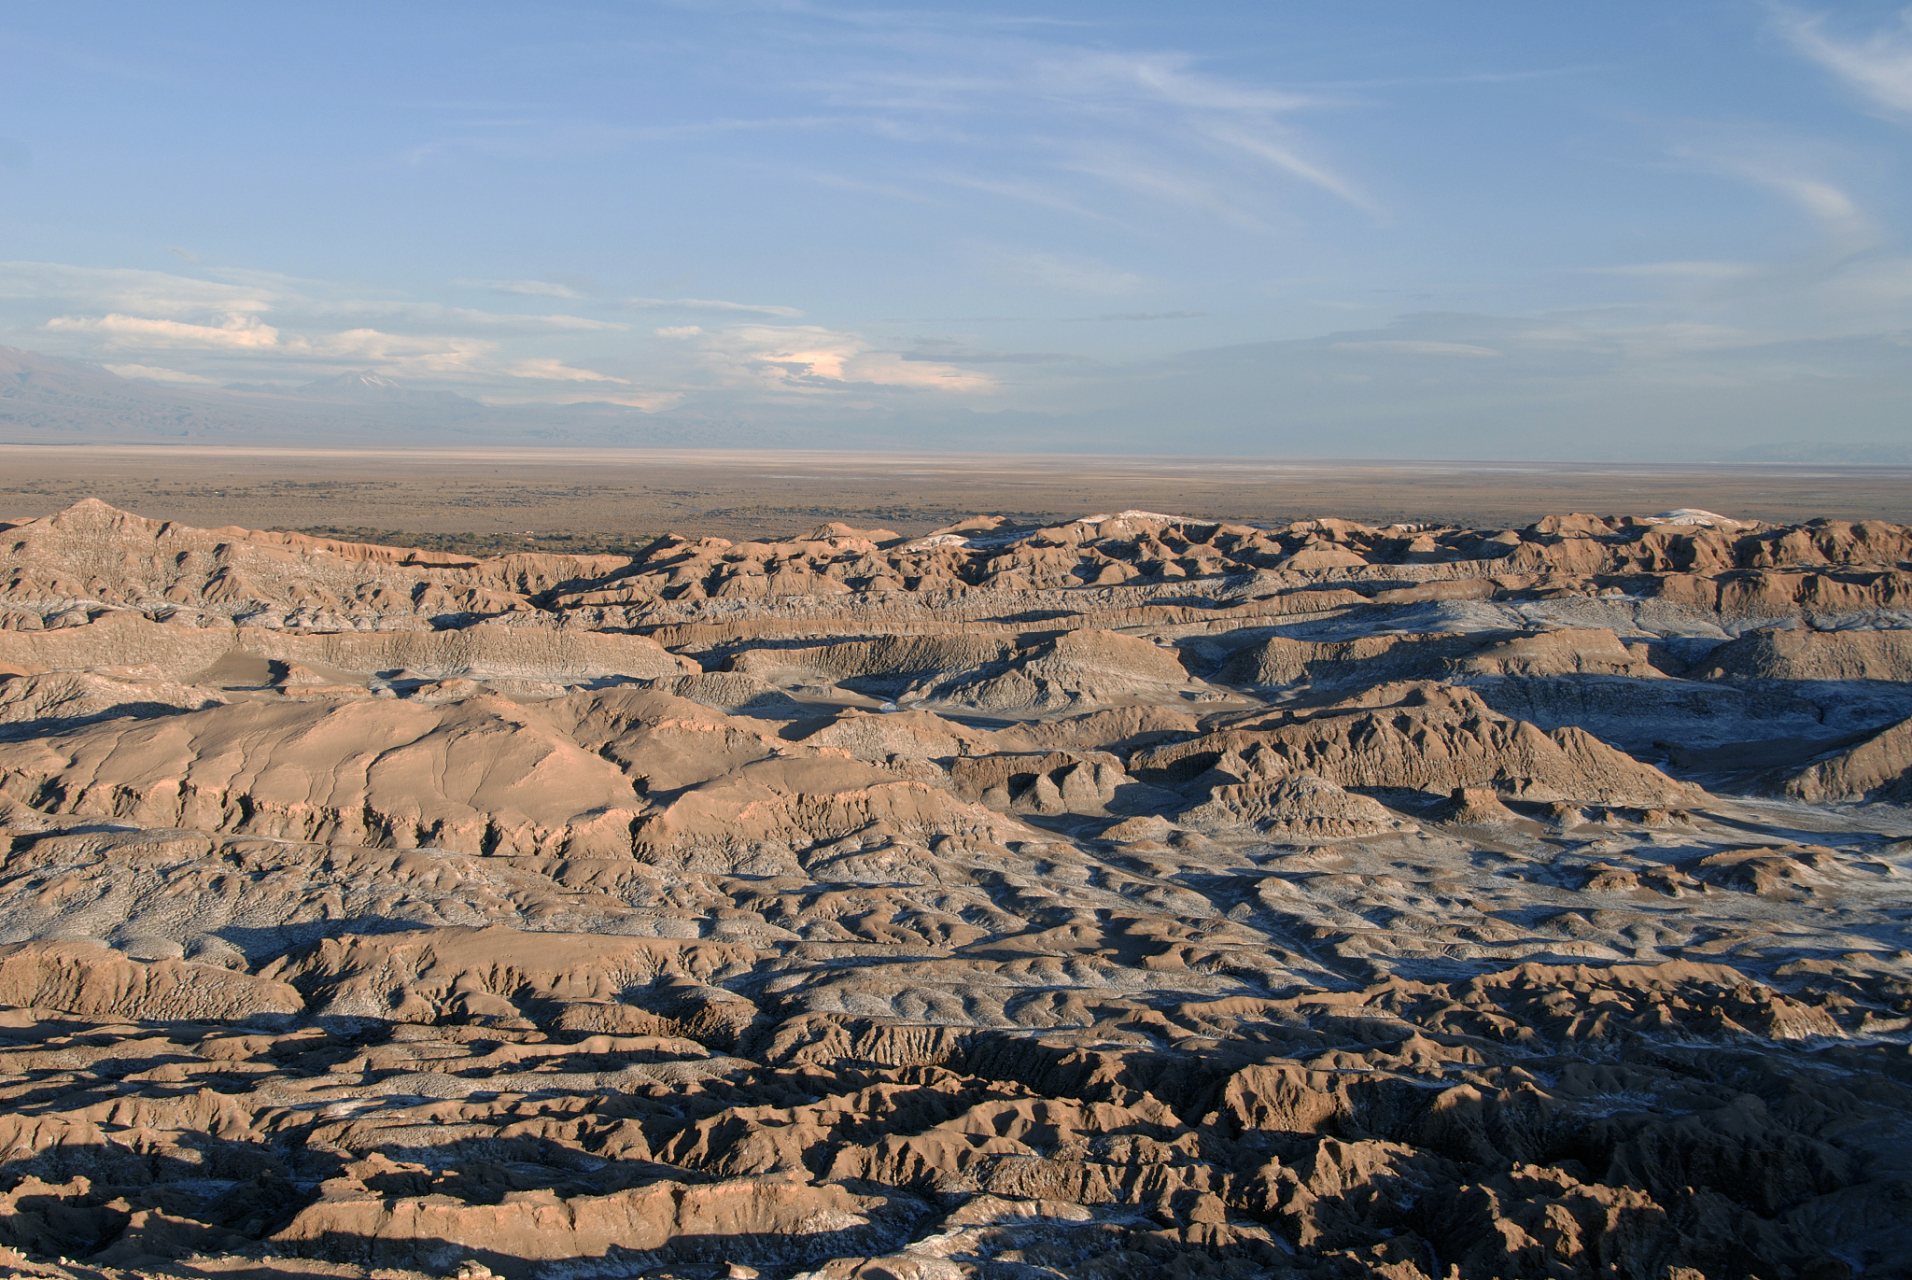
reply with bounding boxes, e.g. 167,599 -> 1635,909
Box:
1,446 -> 1908,539
0,458 -> 1905,1280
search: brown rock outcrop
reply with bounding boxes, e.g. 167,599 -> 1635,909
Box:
271,1174 -> 898,1276
1782,714 -> 1912,802
0,669 -> 226,732
1132,683 -> 1691,806
1177,770 -> 1402,837
0,695 -> 647,854
267,925 -> 755,1024
0,939 -> 302,1022
1221,627 -> 1653,690
1701,625 -> 1912,681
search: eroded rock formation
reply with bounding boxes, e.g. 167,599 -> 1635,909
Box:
0,501 -> 1907,1279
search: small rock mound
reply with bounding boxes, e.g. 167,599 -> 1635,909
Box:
917,628 -> 1210,712
1782,715 -> 1912,802
1440,786 -> 1526,826
0,669 -> 226,735
1178,770 -> 1400,838
1133,682 -> 1691,807
1702,626 -> 1912,682
0,939 -> 302,1022
640,672 -> 806,717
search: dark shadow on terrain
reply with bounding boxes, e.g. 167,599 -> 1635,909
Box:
0,701 -> 217,742
267,1224 -> 924,1279
357,1142 -> 703,1203
2,821 -> 144,841
0,1141 -> 339,1256
0,1047 -> 233,1113
0,1015 -> 1902,1277
1667,729 -> 1877,776
216,917 -> 436,962
1469,674 -> 1912,756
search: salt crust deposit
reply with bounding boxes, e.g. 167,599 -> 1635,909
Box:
0,500 -> 1907,1278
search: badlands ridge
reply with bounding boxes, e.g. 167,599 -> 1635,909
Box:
0,499 -> 1906,1278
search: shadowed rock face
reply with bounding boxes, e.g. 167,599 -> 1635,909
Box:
0,500 -> 1909,1280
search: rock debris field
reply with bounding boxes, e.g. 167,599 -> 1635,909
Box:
0,498 -> 1907,1280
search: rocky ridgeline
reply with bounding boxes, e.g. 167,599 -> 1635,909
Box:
0,501 -> 1907,1280
3,499 -> 1910,632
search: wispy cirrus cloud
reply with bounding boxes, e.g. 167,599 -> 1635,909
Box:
1330,339 -> 1501,358
792,167 -> 947,205
394,115 -> 843,169
476,388 -> 685,411
627,296 -> 804,318
326,301 -> 628,333
1663,126 -> 1876,249
799,32 -> 1376,228
901,346 -> 1086,365
1059,146 -> 1274,231
991,250 -> 1144,296
1735,166 -> 1869,239
102,362 -> 219,384
457,278 -> 584,298
0,259 -> 671,402
281,328 -> 497,373
0,260 -> 279,316
1063,49 -> 1325,116
657,322 -> 993,393
505,357 -> 628,383
1775,6 -> 1912,116
47,312 -> 280,348
1202,124 -> 1381,217
927,170 -> 1120,223
1583,261 -> 1762,281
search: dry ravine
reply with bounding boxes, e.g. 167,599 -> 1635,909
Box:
0,499 -> 1907,1280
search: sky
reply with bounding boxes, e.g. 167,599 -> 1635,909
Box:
1,1 -> 1910,458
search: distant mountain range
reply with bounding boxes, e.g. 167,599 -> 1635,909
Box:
223,369 -> 486,409
0,346 -> 773,446
1725,440 -> 1912,465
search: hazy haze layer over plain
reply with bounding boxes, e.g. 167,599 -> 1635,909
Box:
2,447 -> 1910,541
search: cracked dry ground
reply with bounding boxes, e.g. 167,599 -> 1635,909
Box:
0,500 -> 1908,1279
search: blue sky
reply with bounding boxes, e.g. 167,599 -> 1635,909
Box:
1,2 -> 1909,457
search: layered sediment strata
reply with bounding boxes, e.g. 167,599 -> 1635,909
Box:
0,501 -> 1907,1280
